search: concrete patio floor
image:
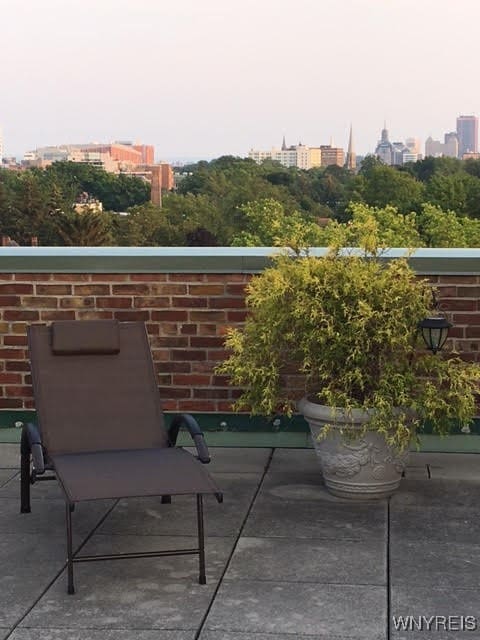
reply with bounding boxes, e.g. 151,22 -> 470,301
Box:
0,443 -> 479,639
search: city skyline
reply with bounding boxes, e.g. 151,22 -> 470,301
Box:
2,0 -> 480,160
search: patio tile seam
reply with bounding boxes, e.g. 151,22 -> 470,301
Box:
219,577 -> 387,587
193,447 -> 275,640
4,498 -> 121,638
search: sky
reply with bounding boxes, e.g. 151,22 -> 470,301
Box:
1,0 -> 479,162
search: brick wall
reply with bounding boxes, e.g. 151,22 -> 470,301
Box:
0,269 -> 479,413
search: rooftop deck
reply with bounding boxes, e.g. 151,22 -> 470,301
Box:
0,442 -> 479,639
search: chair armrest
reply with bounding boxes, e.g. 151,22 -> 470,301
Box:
20,423 -> 45,474
168,414 -> 211,463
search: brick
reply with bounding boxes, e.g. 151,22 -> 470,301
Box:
76,311 -> 113,320
146,323 -> 160,335
161,400 -> 178,411
440,299 -> 476,311
74,284 -> 110,295
60,297 -> 94,309
113,310 -> 150,321
176,400 -> 213,412
440,275 -> 478,284
92,274 -> 128,282
0,322 -> 9,333
112,284 -> 150,295
174,350 -> 207,361
158,323 -> 180,336
436,286 -> 457,297
0,373 -> 22,384
197,324 -> 218,336
151,310 -> 188,322
189,311 -> 225,322
14,273 -> 51,281
4,336 -> 27,346
172,297 -> 208,308
457,286 -> 480,297
227,311 -> 248,322
191,362 -> 215,373
209,297 -> 245,309
217,401 -> 235,412
5,361 -> 29,372
22,296 -> 58,308
55,274 -> 91,282
0,296 -> 21,306
448,326 -> 465,339
24,399 -> 35,409
194,388 -> 229,399
188,284 -> 225,296
0,348 -> 25,359
0,398 -> 22,408
131,274 -> 168,282
150,349 -> 171,361
202,274 -> 239,283
190,337 -> 225,348
133,296 -> 169,308
168,273 -> 205,282
11,323 -> 28,333
152,337 -> 189,348
6,385 -> 33,397
158,387 -> 192,399
452,313 -> 480,324
180,324 -> 197,335
172,374 -> 211,386
212,375 -> 230,386
208,349 -> 230,361
147,284 -> 187,295
4,310 -> 39,321
96,297 -> 133,309
225,283 -> 247,296
40,310 -> 76,321
157,362 -> 191,373
466,326 -> 480,338
0,284 -> 33,294
0,274 -> 13,280
36,284 -> 72,295
156,374 -> 172,385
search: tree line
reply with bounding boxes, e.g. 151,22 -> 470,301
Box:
2,155 -> 480,246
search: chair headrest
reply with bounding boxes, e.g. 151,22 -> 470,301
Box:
51,320 -> 120,355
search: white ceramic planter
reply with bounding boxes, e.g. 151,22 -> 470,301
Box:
298,396 -> 408,500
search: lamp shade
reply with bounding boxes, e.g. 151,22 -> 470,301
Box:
418,317 -> 452,354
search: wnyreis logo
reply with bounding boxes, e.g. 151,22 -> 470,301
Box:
392,615 -> 477,632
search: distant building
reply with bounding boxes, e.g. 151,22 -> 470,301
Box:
345,126 -> 356,170
320,145 -> 344,167
0,127 -> 3,164
456,115 -> 478,158
23,141 -> 155,173
375,125 -> 420,165
375,124 -> 394,165
249,137 -> 345,169
425,132 -> 458,158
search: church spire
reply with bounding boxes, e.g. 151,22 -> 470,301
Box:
345,124 -> 356,171
281,135 -> 287,151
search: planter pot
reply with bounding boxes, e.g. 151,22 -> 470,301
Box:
298,396 -> 408,500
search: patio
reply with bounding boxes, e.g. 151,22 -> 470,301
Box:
0,442 -> 479,639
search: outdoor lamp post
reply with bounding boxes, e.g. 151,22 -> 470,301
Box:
418,316 -> 452,354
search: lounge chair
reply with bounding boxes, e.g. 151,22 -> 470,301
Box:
20,319 -> 222,594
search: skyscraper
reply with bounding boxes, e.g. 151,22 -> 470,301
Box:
456,115 -> 478,158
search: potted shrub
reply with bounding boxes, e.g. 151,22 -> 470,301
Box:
217,220 -> 480,500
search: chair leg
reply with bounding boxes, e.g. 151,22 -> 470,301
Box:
66,503 -> 75,595
20,446 -> 31,514
196,494 -> 206,585
161,495 -> 171,504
